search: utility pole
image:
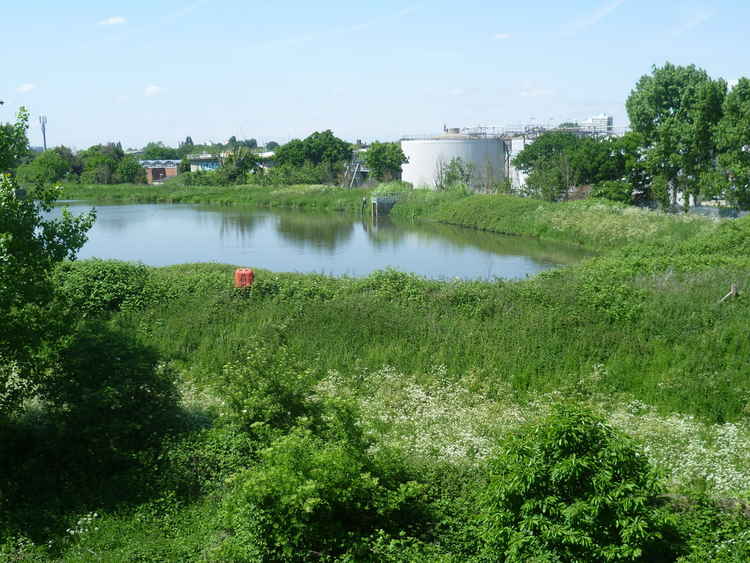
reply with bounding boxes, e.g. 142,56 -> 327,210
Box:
39,115 -> 47,151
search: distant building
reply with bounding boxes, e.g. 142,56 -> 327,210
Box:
582,114 -> 613,134
187,153 -> 222,172
140,159 -> 180,184
187,151 -> 277,173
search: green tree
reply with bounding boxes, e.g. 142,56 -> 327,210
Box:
141,141 -> 180,160
523,154 -> 573,201
114,155 -> 147,184
15,149 -> 71,186
478,406 -> 675,562
570,136 -> 626,185
0,107 -> 30,173
79,143 -> 125,184
0,110 -> 95,415
53,145 -> 83,177
362,141 -> 408,181
712,77 -> 750,207
266,141 -> 280,150
626,62 -> 726,209
591,179 -> 634,203
215,145 -> 259,184
512,131 -> 580,174
275,130 -> 351,167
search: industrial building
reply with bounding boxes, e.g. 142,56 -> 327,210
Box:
400,128 -> 508,190
139,159 -> 180,184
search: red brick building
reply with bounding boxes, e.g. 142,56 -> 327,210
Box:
140,160 -> 181,184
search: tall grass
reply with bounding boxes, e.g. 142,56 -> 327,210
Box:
61,183 -> 369,212
394,193 -> 718,250
96,248 -> 750,425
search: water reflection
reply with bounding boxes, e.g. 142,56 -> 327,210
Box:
52,203 -> 591,280
275,211 -> 355,251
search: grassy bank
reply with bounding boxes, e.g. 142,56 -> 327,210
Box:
392,191 -> 717,250
61,182 -> 370,212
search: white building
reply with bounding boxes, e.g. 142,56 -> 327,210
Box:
582,114 -> 614,134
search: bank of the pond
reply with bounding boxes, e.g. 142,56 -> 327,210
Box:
61,182 -> 719,252
61,182 -> 369,212
391,191 -> 718,251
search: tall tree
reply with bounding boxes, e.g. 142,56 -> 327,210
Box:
711,78 -> 750,207
362,142 -> 408,181
0,107 -> 30,173
0,111 -> 95,415
141,141 -> 179,160
626,62 -> 725,208
275,130 -> 351,167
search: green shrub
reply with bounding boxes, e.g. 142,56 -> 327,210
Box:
217,331 -> 321,434
53,259 -> 150,316
217,426 -> 426,561
478,405 -> 676,562
41,322 -> 180,461
591,180 -> 634,203
674,496 -> 750,562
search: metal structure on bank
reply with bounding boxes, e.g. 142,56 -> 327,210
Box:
400,127 -> 510,190
399,120 -> 629,190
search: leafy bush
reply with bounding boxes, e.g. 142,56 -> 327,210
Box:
591,180 -> 634,203
674,496 -> 750,562
478,405 -> 676,562
53,259 -> 151,316
41,322 -> 180,460
217,330 -> 321,434
217,426 -> 426,561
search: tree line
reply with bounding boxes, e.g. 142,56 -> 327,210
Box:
514,62 -> 750,209
11,125 -> 408,188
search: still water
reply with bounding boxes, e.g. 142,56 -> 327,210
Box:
54,203 -> 591,280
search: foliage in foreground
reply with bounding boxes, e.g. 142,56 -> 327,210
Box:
478,406 -> 676,561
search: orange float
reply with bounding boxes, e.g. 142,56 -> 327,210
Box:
234,268 -> 255,288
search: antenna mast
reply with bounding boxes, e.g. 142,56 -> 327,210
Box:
39,115 -> 47,151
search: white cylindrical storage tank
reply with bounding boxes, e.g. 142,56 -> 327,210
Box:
400,136 -> 506,190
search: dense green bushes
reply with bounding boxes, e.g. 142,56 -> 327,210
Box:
478,406 -> 676,561
52,259 -> 150,316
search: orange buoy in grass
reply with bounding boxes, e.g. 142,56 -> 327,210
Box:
234,268 -> 255,288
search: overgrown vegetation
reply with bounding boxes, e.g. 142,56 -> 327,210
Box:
5,64 -> 750,560
4,202 -> 749,559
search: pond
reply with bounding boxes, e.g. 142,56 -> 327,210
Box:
53,203 -> 591,280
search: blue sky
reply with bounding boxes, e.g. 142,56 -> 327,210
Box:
2,1 -> 746,149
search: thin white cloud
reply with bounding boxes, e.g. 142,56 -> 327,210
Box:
16,83 -> 35,93
672,8 -> 713,37
397,5 -> 419,18
144,85 -> 163,97
98,16 -> 127,25
520,88 -> 555,98
494,33 -> 511,40
116,94 -> 130,103
166,0 -> 209,22
449,88 -> 466,97
566,0 -> 627,35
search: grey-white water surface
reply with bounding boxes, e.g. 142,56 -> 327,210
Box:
53,203 -> 590,280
